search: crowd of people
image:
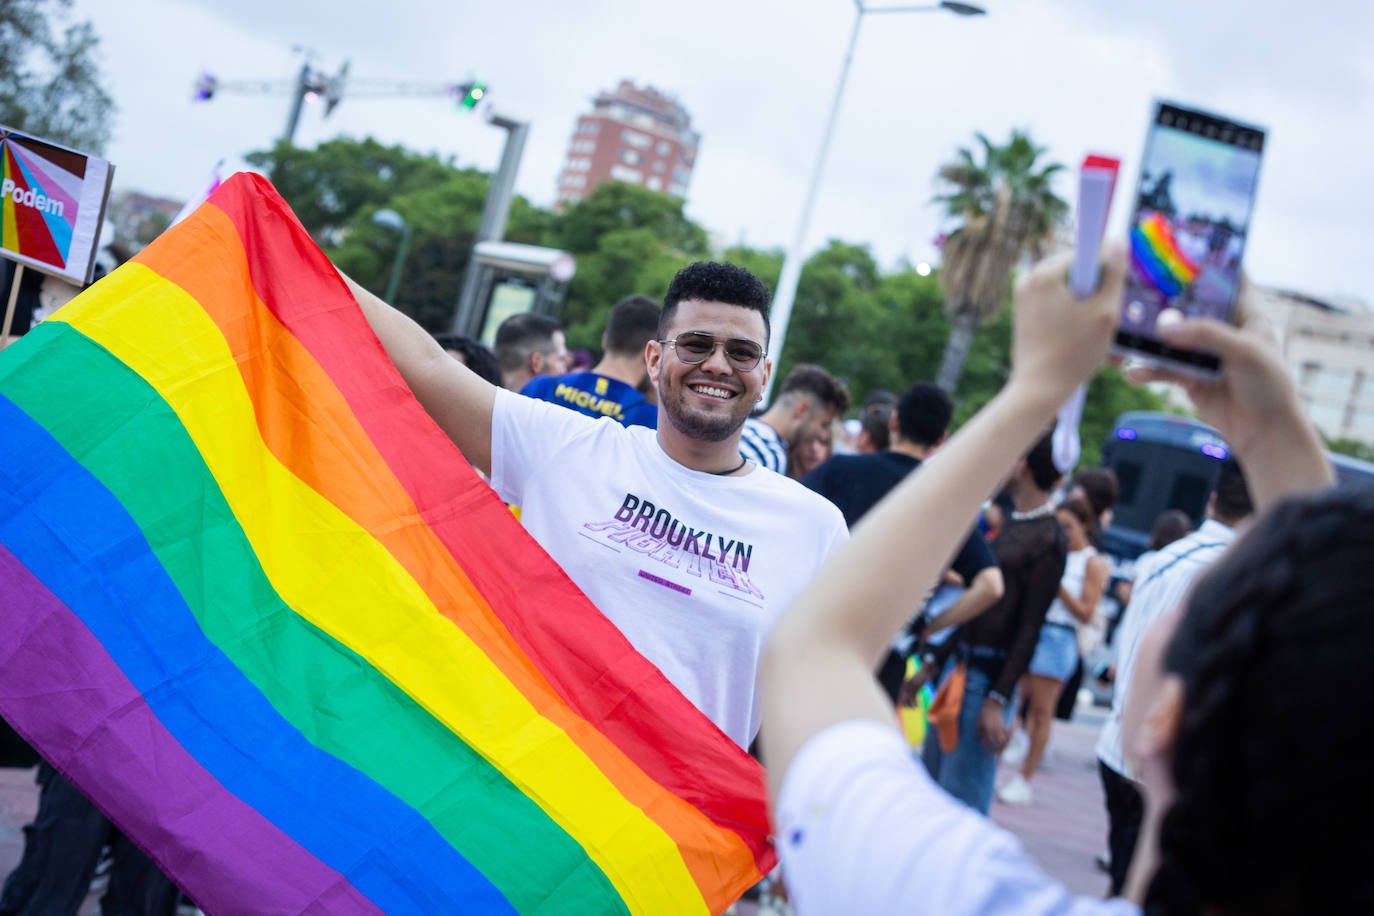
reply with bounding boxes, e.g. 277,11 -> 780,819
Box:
2,230 -> 1369,916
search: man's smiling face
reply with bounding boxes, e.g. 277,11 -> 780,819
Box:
648,299 -> 770,444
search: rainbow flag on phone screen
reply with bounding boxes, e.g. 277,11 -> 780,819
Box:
1130,211 -> 1200,297
0,174 -> 772,915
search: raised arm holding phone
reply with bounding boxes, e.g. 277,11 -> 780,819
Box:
758,245 -> 1344,914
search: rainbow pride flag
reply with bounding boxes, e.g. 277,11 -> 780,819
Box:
1130,211 -> 1200,297
0,174 -> 773,914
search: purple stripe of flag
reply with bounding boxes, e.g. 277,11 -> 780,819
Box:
0,544 -> 382,915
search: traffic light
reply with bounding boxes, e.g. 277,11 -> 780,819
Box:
454,80 -> 486,110
193,72 -> 217,102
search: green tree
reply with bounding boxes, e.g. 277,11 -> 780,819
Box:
248,137 -> 552,331
933,130 -> 1067,393
949,301 -> 1013,427
245,138 -> 457,241
0,0 -> 115,152
719,245 -> 783,296
554,182 -> 710,351
774,241 -> 881,393
1325,436 -> 1374,464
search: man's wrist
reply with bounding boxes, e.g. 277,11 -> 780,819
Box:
985,690 -> 1010,708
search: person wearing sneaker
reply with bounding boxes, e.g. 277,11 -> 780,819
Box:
917,425 -> 1067,815
758,252 -> 1353,915
999,494 -> 1109,807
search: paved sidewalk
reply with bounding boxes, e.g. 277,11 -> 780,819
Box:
990,700 -> 1113,898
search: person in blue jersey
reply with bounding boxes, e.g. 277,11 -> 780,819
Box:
522,295 -> 661,428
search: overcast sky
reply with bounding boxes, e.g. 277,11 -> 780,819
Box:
70,0 -> 1373,306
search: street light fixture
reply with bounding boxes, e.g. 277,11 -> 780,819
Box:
760,0 -> 987,405
371,208 -> 413,304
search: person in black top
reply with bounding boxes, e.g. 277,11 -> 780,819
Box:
803,383 -> 1004,702
918,428 -> 1068,814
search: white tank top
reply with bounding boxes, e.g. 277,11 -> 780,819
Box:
1044,546 -> 1096,628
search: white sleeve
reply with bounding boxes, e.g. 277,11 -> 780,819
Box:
775,720 -> 1139,916
489,388 -> 600,506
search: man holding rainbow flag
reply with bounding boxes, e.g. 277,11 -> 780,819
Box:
0,174 -> 846,915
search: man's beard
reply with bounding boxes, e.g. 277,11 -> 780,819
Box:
660,382 -> 747,443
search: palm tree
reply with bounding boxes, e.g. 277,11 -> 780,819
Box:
933,130 -> 1068,393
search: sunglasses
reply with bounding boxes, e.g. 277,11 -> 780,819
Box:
658,332 -> 767,371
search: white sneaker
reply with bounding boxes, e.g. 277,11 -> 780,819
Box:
1001,729 -> 1029,767
997,774 -> 1033,806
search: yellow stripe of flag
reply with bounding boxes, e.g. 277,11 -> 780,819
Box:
58,264 -> 706,915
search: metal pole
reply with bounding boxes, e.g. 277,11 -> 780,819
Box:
1,263 -> 24,350
282,63 -> 310,145
384,224 -> 412,303
760,5 -> 865,405
476,114 -> 528,243
759,1 -> 981,404
451,114 -> 529,334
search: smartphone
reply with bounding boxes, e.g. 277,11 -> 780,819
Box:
1114,101 -> 1266,377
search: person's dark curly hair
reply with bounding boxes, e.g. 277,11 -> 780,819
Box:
1145,485 -> 1374,915
1073,466 -> 1120,518
1148,509 -> 1191,552
1023,428 -> 1062,493
895,382 -> 952,449
660,261 -> 771,343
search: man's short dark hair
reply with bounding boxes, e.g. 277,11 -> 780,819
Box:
779,364 -> 850,416
433,334 -> 502,387
604,295 -> 662,355
660,261 -> 771,342
493,313 -> 561,372
1024,428 -> 1062,493
1212,457 -> 1253,522
895,382 -> 952,448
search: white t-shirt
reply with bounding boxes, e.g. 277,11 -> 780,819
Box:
491,389 -> 849,747
777,720 -> 1141,916
1096,519 -> 1234,776
1044,546 -> 1097,628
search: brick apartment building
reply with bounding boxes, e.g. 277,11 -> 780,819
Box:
556,79 -> 699,207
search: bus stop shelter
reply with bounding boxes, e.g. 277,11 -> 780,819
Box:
451,241 -> 576,346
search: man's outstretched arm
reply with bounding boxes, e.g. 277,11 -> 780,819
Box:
344,275 -> 498,474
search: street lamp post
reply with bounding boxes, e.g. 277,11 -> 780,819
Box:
760,0 -> 986,405
372,208 -> 413,303
450,111 -> 530,334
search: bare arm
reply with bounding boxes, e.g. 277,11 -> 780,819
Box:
1057,554 -> 1109,624
759,247 -> 1125,798
343,274 -> 498,474
925,566 -> 1004,635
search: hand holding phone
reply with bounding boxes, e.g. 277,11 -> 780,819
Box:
1114,101 -> 1266,377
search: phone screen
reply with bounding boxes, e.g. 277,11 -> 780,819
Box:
1116,102 -> 1265,374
